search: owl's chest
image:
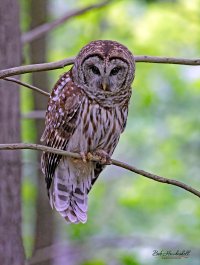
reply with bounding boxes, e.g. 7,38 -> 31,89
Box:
67,98 -> 127,153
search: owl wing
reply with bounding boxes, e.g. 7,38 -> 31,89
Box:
41,71 -> 83,192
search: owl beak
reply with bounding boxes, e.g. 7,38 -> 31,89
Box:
102,77 -> 109,91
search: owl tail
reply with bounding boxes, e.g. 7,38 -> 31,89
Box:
49,160 -> 92,224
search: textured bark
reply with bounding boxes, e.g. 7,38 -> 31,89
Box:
0,1 -> 25,265
29,0 -> 54,264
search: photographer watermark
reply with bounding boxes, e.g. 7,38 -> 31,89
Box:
152,249 -> 191,259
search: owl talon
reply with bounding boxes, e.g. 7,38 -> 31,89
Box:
87,150 -> 111,165
80,152 -> 87,163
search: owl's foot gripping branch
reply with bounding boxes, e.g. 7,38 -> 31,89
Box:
0,142 -> 200,199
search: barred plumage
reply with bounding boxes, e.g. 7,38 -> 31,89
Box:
41,40 -> 135,223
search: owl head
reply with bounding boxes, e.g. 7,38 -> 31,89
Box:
72,40 -> 135,95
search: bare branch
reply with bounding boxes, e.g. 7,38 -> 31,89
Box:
22,0 -> 111,44
0,57 -> 75,78
136,55 -> 200,65
0,143 -> 200,199
4,77 -> 50,97
1,55 -> 200,79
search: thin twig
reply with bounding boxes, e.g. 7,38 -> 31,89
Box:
22,0 -> 111,44
0,143 -> 199,199
0,55 -> 200,79
4,77 -> 50,97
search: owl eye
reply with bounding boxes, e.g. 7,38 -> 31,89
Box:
110,67 -> 121,76
90,65 -> 100,75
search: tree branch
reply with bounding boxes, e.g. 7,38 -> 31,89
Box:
0,143 -> 200,199
4,77 -> 50,97
136,55 -> 200,65
22,0 -> 111,44
0,57 -> 75,79
0,55 -> 200,79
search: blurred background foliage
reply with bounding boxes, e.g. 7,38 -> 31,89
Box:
19,0 -> 200,264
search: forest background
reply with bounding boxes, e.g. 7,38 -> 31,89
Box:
0,0 -> 200,264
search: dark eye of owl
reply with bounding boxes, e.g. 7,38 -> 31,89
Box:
110,67 -> 121,76
90,65 -> 100,75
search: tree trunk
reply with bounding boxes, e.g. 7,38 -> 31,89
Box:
29,1 -> 54,264
0,1 -> 25,265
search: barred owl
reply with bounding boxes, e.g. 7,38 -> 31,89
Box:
41,40 -> 135,223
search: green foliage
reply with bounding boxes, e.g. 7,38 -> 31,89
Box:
22,178 -> 37,257
82,259 -> 106,265
120,254 -> 141,265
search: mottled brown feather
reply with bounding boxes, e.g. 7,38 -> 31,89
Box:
41,70 -> 83,191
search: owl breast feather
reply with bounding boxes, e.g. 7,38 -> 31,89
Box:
66,95 -> 127,156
